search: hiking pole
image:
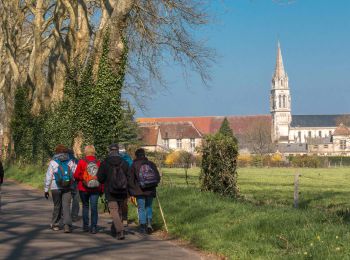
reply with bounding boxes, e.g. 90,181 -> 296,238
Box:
156,195 -> 168,233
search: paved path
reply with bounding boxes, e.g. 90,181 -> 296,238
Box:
0,181 -> 204,260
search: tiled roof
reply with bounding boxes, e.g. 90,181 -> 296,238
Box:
291,114 -> 350,127
138,125 -> 159,146
138,115 -> 271,135
158,122 -> 202,139
333,124 -> 350,136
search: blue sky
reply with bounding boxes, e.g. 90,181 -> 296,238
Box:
135,0 -> 350,117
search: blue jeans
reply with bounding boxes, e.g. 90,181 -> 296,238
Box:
79,191 -> 99,229
136,196 -> 153,225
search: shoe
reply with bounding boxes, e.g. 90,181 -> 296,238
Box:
52,226 -> 60,231
111,223 -> 117,238
147,219 -> 153,234
139,224 -> 147,234
117,231 -> 125,240
83,226 -> 89,232
91,226 -> 97,234
64,225 -> 72,233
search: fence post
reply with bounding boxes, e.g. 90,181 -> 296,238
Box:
294,173 -> 300,208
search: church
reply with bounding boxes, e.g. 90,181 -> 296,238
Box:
138,42 -> 350,156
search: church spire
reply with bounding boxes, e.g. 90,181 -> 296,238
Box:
273,41 -> 286,79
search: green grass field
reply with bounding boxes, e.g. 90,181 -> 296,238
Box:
6,165 -> 350,259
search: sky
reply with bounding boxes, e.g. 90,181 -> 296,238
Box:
135,0 -> 350,118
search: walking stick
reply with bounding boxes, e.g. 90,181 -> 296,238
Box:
156,195 -> 169,233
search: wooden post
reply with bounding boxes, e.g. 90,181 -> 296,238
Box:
156,195 -> 169,233
294,173 -> 300,208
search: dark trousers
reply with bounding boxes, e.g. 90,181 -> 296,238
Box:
51,189 -> 72,226
71,187 -> 80,219
122,198 -> 128,221
79,191 -> 99,229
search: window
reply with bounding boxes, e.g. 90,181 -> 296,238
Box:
279,95 -> 282,108
319,131 -> 322,137
164,139 -> 169,148
308,131 -> 312,138
324,145 -> 328,149
314,145 -> 318,149
329,131 -> 332,136
176,139 -> 182,149
190,138 -> 195,150
283,95 -> 286,108
340,140 -> 346,150
298,131 -> 301,141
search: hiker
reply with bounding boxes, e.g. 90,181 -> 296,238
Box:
73,145 -> 102,234
44,144 -> 77,233
119,145 -> 133,227
97,143 -> 129,240
0,160 -> 4,211
68,149 -> 80,222
128,148 -> 160,234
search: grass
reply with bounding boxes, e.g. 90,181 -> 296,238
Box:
6,164 -> 350,259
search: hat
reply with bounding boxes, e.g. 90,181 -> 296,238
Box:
55,144 -> 68,154
108,143 -> 119,151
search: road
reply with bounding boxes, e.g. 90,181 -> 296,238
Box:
0,181 -> 205,260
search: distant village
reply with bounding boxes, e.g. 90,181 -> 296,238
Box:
137,43 -> 350,157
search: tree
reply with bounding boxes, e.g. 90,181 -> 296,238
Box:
0,0 -> 215,158
200,133 -> 239,198
244,118 -> 273,156
219,117 -> 238,144
179,151 -> 193,186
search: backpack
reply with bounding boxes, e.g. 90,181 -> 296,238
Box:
108,162 -> 128,195
54,160 -> 73,188
138,162 -> 159,189
82,159 -> 100,188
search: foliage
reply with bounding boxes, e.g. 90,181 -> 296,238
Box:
218,117 -> 238,144
200,133 -> 239,197
10,32 -> 138,162
10,85 -> 34,163
165,151 -> 181,166
237,153 -> 253,167
290,155 -> 321,168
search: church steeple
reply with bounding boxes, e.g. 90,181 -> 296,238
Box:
270,41 -> 292,143
273,41 -> 286,80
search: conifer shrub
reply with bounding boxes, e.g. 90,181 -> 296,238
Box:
200,133 -> 239,197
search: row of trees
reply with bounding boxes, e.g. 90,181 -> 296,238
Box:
0,0 -> 214,160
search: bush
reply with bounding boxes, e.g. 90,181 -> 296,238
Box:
237,153 -> 252,167
290,155 -> 321,168
200,133 -> 239,197
165,151 -> 181,166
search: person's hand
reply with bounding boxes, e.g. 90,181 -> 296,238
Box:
45,192 -> 49,199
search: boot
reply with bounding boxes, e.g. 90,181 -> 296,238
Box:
64,224 -> 72,233
147,219 -> 153,234
117,230 -> 125,240
111,223 -> 117,238
139,224 -> 147,234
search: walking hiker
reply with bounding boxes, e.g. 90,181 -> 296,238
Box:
128,148 -> 160,234
68,149 -> 80,222
97,143 -> 129,240
73,145 -> 102,234
0,160 -> 4,211
119,146 -> 133,227
44,144 -> 77,233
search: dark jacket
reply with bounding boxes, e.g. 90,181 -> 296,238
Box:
128,157 -> 160,198
97,155 -> 129,201
0,161 -> 3,185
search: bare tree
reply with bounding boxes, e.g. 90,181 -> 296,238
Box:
0,0 -> 214,158
244,118 -> 273,156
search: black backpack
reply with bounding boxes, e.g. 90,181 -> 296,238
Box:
108,162 -> 128,195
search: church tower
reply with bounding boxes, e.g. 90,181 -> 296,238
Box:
270,41 -> 292,143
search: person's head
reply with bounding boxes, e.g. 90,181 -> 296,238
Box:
108,143 -> 119,152
84,145 -> 96,156
55,144 -> 68,154
135,148 -> 146,159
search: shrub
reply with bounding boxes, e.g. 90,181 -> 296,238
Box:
200,133 -> 239,197
165,151 -> 181,166
237,153 -> 252,167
